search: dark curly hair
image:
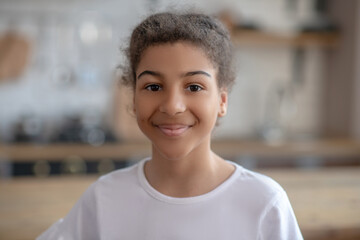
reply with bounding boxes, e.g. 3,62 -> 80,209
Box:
120,11 -> 235,91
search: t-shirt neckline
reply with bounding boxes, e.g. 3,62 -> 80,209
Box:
137,158 -> 240,204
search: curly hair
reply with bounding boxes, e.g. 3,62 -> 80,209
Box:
120,11 -> 235,91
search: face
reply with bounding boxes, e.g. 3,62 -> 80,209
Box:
134,42 -> 227,161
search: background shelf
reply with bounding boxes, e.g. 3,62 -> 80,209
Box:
231,29 -> 340,47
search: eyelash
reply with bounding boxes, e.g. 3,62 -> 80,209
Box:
144,84 -> 204,92
145,84 -> 162,91
186,84 -> 203,92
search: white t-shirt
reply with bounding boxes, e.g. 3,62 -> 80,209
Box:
37,159 -> 303,240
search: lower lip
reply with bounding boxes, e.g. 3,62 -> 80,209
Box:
157,125 -> 190,137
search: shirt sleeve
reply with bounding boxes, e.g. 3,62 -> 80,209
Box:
258,190 -> 303,240
36,183 -> 100,240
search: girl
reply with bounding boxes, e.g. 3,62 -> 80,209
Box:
38,12 -> 303,239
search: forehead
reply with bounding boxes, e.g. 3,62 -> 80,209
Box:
137,42 -> 217,75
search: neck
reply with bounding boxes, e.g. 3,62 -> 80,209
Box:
144,142 -> 235,197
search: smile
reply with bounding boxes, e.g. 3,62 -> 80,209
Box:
155,124 -> 191,137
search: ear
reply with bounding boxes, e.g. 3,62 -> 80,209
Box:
218,90 -> 228,117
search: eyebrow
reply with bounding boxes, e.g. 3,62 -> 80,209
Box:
137,70 -> 161,80
137,70 -> 212,80
184,71 -> 212,78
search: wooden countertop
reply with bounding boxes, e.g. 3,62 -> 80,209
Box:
0,166 -> 359,240
1,138 -> 359,161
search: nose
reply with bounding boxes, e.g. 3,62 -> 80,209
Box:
159,89 -> 186,116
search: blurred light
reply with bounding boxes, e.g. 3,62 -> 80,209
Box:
61,155 -> 87,175
79,22 -> 98,45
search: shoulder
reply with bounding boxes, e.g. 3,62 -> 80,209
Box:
72,160 -> 143,202
92,161 -> 141,191
74,160 -> 145,210
228,162 -> 287,207
36,160 -> 146,240
99,162 -> 139,182
229,163 -> 303,239
232,162 -> 285,195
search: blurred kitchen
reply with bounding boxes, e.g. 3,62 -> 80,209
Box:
0,0 -> 359,239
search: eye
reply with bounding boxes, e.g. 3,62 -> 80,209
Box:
145,84 -> 162,91
186,84 -> 203,92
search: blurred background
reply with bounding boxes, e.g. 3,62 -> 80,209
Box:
0,0 -> 359,239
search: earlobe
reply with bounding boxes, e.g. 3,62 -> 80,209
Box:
218,105 -> 227,117
218,90 -> 228,117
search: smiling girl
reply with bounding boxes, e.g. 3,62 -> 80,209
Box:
38,12 -> 303,240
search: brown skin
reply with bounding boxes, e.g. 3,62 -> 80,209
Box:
134,42 -> 234,198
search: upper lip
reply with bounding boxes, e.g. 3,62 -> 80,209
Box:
153,122 -> 194,128
156,124 -> 191,129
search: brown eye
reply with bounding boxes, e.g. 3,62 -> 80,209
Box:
186,84 -> 203,92
145,84 -> 162,91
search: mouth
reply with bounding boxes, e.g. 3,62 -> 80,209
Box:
155,124 -> 191,137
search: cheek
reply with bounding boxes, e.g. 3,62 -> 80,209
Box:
195,99 -> 219,126
134,97 -> 153,123
134,98 -> 144,118
134,106 -> 150,134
